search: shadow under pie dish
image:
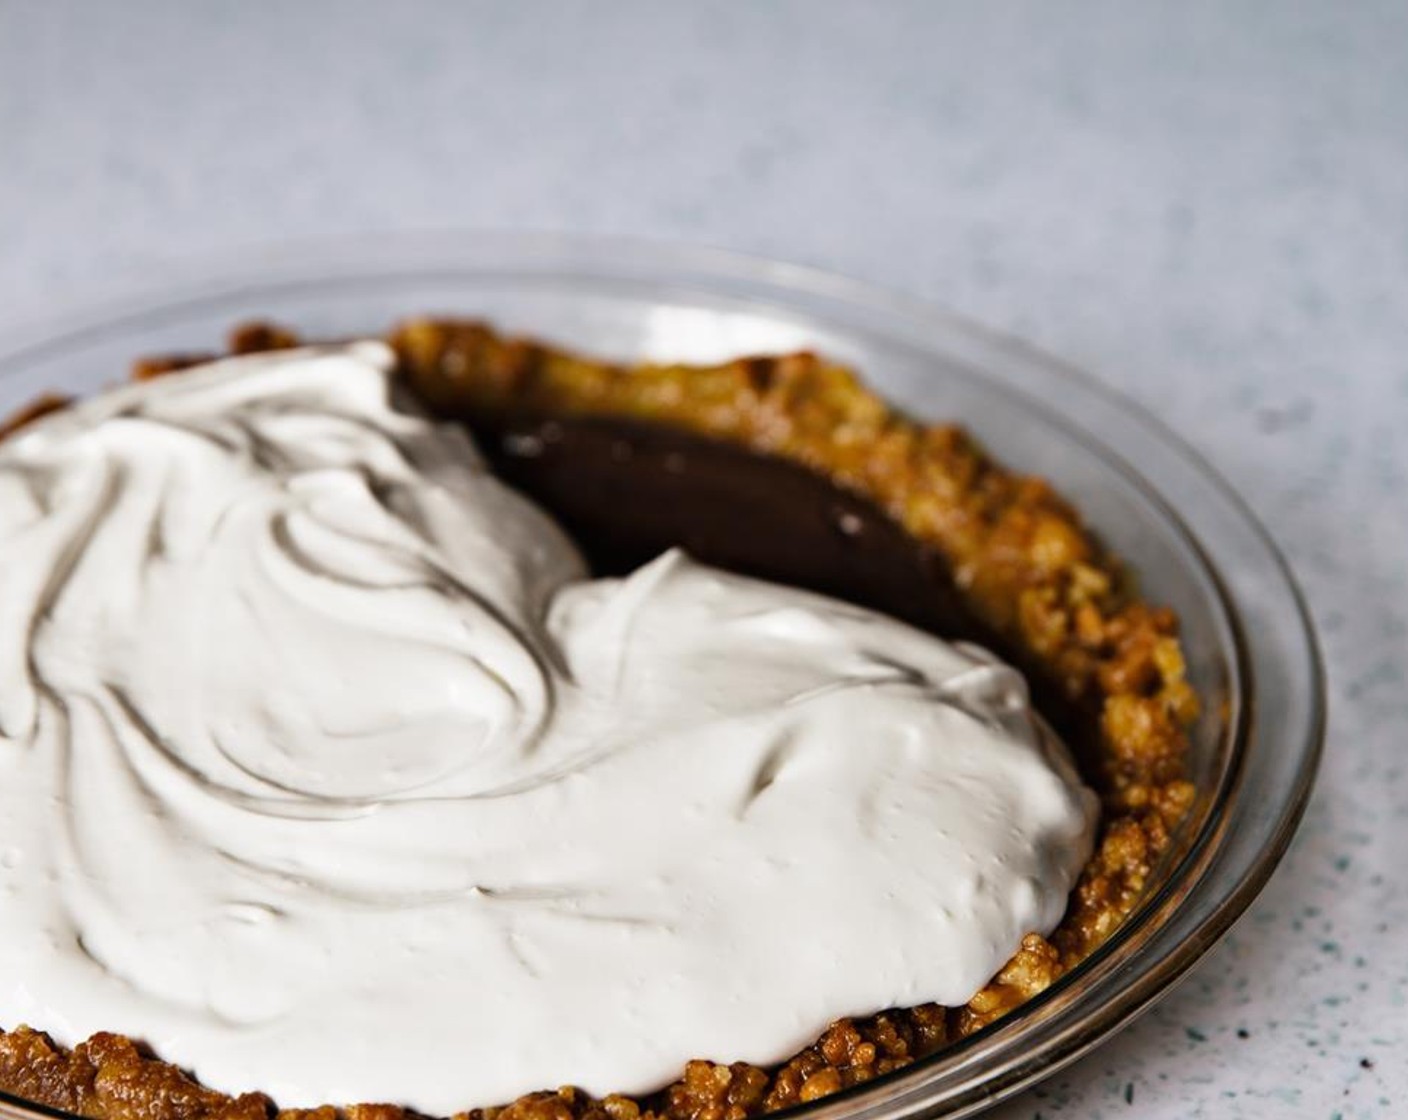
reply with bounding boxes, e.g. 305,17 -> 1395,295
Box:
0,238 -> 1322,1120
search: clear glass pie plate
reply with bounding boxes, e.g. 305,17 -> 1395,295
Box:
0,233 -> 1324,1120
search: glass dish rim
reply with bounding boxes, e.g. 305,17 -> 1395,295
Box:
0,231 -> 1326,1120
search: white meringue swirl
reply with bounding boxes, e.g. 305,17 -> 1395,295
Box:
0,343 -> 1096,1113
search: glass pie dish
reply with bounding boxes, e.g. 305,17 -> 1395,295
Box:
0,233 -> 1324,1120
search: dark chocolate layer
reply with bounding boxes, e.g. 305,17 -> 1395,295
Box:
475,415 -> 983,641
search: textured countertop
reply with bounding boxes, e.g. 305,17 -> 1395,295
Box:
1,3 -> 1403,1117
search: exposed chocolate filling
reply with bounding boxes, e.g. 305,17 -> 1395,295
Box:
476,415 -> 972,635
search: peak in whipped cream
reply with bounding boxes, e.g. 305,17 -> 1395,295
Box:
0,343 -> 1098,1113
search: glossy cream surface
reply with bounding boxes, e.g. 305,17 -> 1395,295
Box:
0,344 -> 1097,1112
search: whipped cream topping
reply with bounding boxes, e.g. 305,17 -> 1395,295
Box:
0,343 -> 1098,1113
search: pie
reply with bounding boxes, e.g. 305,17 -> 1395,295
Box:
0,320 -> 1196,1120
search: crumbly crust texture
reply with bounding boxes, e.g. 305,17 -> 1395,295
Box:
0,321 -> 1197,1120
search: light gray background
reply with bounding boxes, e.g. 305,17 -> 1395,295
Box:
1,2 -> 1404,1117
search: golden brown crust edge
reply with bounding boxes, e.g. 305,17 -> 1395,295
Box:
0,321 -> 1197,1120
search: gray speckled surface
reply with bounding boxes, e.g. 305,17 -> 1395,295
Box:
0,2 -> 1403,1116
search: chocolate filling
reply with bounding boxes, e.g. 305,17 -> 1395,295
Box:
476,416 -> 964,631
